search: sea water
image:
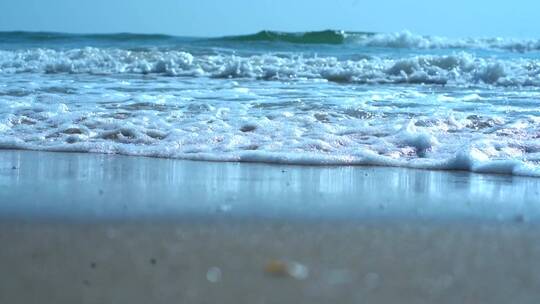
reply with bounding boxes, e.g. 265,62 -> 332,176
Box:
1,30 -> 540,176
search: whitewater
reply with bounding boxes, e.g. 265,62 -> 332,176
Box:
1,30 -> 540,176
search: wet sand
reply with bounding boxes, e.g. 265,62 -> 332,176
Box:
1,150 -> 540,303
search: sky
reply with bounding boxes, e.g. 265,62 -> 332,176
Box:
0,0 -> 539,38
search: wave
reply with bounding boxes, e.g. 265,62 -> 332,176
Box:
221,30 -> 540,52
2,143 -> 538,177
216,30 -> 371,44
1,48 -> 539,87
355,31 -> 540,52
0,30 -> 368,45
1,114 -> 539,177
3,30 -> 540,52
0,31 -> 176,43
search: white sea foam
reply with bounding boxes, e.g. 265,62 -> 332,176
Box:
1,35 -> 539,177
352,31 -> 540,52
1,49 -> 540,87
0,74 -> 539,177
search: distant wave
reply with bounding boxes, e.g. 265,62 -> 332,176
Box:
0,31 -> 176,42
2,30 -> 540,52
0,30 -> 366,45
354,31 -> 540,52
216,30 -> 372,44
1,48 -> 539,87
219,30 -> 540,52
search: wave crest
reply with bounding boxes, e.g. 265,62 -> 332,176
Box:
217,30 -> 361,44
218,30 -> 540,52
356,31 -> 540,52
1,48 -> 540,87
3,30 -> 540,52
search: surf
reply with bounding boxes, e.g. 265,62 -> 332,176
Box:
215,30 -> 371,44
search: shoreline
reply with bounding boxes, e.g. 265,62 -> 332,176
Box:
1,149 -> 539,222
1,146 -> 539,178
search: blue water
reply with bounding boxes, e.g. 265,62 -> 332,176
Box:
1,30 -> 540,176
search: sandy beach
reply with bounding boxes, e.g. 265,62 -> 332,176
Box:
3,1 -> 540,302
1,150 -> 540,303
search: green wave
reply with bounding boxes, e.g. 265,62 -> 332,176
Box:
0,30 -> 373,45
217,30 -> 373,44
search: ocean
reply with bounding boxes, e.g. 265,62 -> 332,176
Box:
1,30 -> 540,176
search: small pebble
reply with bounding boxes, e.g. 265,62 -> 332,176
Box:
206,267 -> 222,283
264,260 -> 309,280
287,262 -> 309,280
265,260 -> 288,276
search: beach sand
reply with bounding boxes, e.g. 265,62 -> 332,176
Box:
1,150 -> 540,303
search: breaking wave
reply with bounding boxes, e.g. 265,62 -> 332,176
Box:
219,30 -> 540,52
354,31 -> 540,52
216,30 -> 363,44
1,48 -> 540,87
3,30 -> 540,52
